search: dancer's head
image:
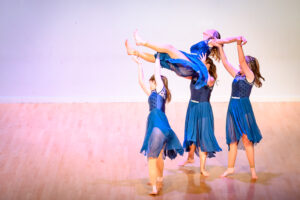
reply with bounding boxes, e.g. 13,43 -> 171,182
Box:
203,29 -> 221,40
205,57 -> 217,81
203,29 -> 221,62
149,75 -> 172,102
243,56 -> 265,87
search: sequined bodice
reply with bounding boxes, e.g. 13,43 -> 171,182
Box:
148,87 -> 167,112
190,78 -> 212,102
231,73 -> 254,98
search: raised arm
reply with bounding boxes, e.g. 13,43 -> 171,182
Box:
209,36 -> 247,46
236,37 -> 254,82
154,54 -> 164,92
131,56 -> 151,96
213,42 -> 238,78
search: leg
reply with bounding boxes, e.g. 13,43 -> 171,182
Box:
125,40 -> 155,62
134,30 -> 189,60
221,142 -> 238,177
199,149 -> 209,177
242,134 -> 258,179
156,149 -> 164,190
148,158 -> 158,195
179,144 -> 195,166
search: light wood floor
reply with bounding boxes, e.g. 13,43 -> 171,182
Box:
0,102 -> 299,200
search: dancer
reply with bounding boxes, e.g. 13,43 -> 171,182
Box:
212,37 -> 264,179
132,54 -> 184,195
125,29 -> 246,89
179,53 -> 222,177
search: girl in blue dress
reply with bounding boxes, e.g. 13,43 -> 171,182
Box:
131,54 -> 184,195
212,37 -> 264,179
179,54 -> 222,177
125,30 -> 247,89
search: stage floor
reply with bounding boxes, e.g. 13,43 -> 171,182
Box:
0,102 -> 299,200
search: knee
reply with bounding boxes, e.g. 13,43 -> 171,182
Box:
242,135 -> 253,146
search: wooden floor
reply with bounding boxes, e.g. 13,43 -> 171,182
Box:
0,102 -> 300,200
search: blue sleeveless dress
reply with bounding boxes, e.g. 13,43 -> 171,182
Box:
140,87 -> 184,159
226,72 -> 262,150
183,78 -> 222,158
154,40 -> 212,89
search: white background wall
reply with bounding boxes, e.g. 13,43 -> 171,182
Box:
0,0 -> 299,102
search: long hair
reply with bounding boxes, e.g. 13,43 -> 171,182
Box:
206,57 -> 217,81
245,56 -> 265,87
149,75 -> 172,103
208,30 -> 221,62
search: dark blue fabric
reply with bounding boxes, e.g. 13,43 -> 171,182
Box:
226,73 -> 262,150
183,81 -> 222,158
190,79 -> 212,102
140,89 -> 184,159
148,89 -> 166,112
231,72 -> 253,97
190,39 -> 211,56
154,48 -> 209,89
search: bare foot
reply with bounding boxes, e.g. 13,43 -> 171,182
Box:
149,185 -> 158,195
179,159 -> 194,166
134,30 -> 146,46
250,168 -> 258,180
157,180 -> 163,191
220,168 -> 234,178
125,39 -> 137,55
200,169 -> 210,177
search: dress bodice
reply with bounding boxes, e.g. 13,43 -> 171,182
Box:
190,78 -> 212,102
190,39 -> 212,56
231,72 -> 254,98
148,87 -> 167,112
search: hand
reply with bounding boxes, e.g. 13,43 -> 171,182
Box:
237,36 -> 247,45
199,53 -> 207,63
131,55 -> 141,65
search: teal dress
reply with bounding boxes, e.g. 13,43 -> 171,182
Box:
226,72 -> 262,150
140,87 -> 184,159
183,78 -> 222,158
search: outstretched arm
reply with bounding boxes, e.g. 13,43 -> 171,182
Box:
213,42 -> 238,78
132,56 -> 151,96
236,37 -> 254,82
154,54 -> 164,92
209,36 -> 247,46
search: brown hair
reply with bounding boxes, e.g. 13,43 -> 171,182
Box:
206,57 -> 217,81
208,30 -> 221,62
245,56 -> 265,88
149,75 -> 172,102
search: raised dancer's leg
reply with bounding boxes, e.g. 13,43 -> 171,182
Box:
148,158 -> 158,195
125,40 -> 155,62
221,142 -> 237,177
179,144 -> 195,166
134,30 -> 189,60
242,134 -> 258,179
200,149 -> 209,177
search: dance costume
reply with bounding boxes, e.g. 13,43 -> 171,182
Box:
140,87 -> 184,159
226,72 -> 262,149
155,39 -> 212,89
183,78 -> 222,158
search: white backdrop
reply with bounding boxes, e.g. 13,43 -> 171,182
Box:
0,0 -> 299,102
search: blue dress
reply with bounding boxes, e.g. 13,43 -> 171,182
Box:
140,87 -> 184,159
226,72 -> 262,150
155,40 -> 212,89
183,78 -> 222,158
